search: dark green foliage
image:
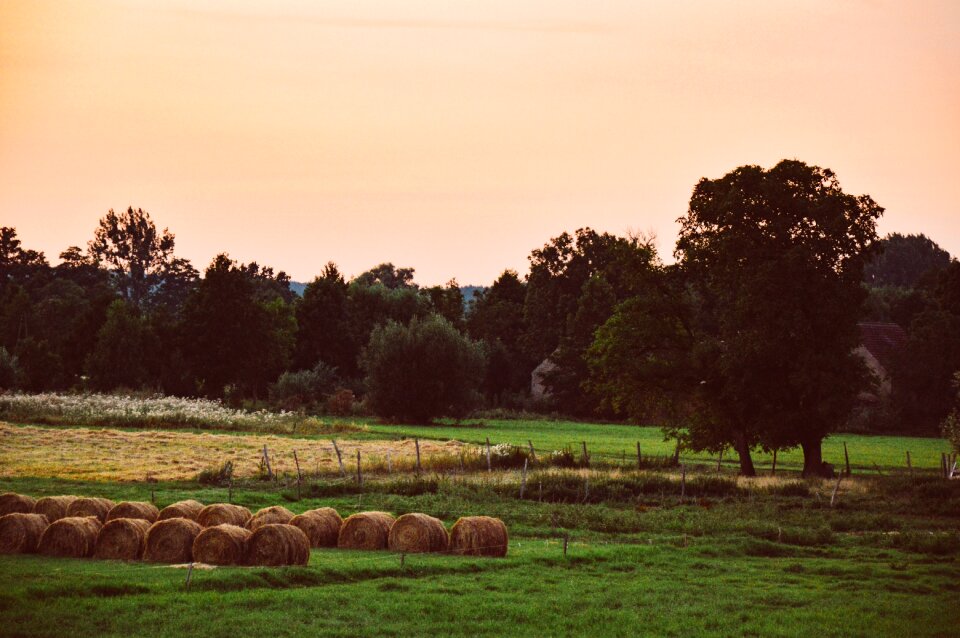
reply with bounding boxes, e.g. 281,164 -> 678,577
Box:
13,337 -> 62,391
523,228 -> 659,415
86,300 -> 154,391
294,263 -> 358,376
362,314 -> 486,423
673,160 -> 882,476
421,280 -> 465,328
0,347 -> 18,389
269,362 -> 338,410
183,254 -> 295,397
864,233 -> 951,288
467,270 -> 530,400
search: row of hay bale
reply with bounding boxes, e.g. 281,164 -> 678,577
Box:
0,493 -> 508,565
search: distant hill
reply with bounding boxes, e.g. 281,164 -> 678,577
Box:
290,281 -> 308,297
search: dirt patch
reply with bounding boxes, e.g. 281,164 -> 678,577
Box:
0,422 -> 465,481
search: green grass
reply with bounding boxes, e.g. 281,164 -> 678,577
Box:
1,473 -> 958,636
361,418 -> 952,472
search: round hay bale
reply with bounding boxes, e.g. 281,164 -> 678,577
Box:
107,501 -> 160,523
66,497 -> 116,523
143,518 -> 203,563
38,516 -> 102,558
192,524 -> 251,565
197,503 -> 252,528
0,492 -> 36,516
158,499 -> 204,522
245,524 -> 310,566
34,496 -> 79,522
449,516 -> 508,557
388,513 -> 449,554
0,513 -> 49,554
94,517 -> 152,561
337,512 -> 395,551
246,505 -> 294,531
289,508 -> 342,548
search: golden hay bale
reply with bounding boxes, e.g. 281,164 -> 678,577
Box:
246,505 -> 295,531
143,518 -> 203,563
449,516 -> 508,557
388,513 -> 449,554
197,503 -> 252,528
158,499 -> 204,522
38,516 -> 102,558
0,513 -> 49,554
93,517 -> 151,561
245,524 -> 310,566
66,497 -> 116,523
192,524 -> 251,566
289,508 -> 342,548
34,496 -> 79,522
107,501 -> 160,523
337,512 -> 395,551
0,492 -> 36,516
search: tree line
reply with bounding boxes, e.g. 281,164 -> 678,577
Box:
2,160 -> 958,475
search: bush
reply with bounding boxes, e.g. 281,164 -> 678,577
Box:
326,388 -> 356,416
0,347 -> 18,390
361,314 -> 486,423
269,362 -> 337,410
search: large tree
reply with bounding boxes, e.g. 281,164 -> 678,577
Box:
294,262 -> 358,376
675,160 -> 882,476
88,207 -> 192,311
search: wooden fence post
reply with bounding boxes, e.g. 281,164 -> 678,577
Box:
771,449 -> 777,476
387,452 -> 392,474
293,450 -> 303,500
844,442 -> 851,476
830,472 -> 843,507
906,451 -> 912,475
581,441 -> 590,468
415,438 -> 422,476
331,440 -> 346,478
636,442 -> 642,470
716,448 -> 724,473
528,440 -> 537,464
680,464 -> 686,500
356,449 -> 362,486
262,445 -> 273,479
486,437 -> 492,472
520,458 -> 528,499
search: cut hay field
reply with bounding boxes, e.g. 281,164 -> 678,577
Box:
0,422 -> 465,481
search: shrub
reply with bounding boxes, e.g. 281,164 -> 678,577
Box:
361,314 -> 486,423
0,347 -> 18,390
269,362 -> 338,410
326,388 -> 356,416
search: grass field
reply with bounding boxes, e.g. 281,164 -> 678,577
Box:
364,418 -> 951,472
1,404 -> 957,637
0,473 -> 958,637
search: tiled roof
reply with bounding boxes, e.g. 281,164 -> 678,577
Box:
858,322 -> 907,371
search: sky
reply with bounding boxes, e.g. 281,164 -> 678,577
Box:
1,0 -> 959,285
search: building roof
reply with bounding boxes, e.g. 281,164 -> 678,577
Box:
857,322 -> 907,371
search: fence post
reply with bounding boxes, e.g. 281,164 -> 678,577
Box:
716,448 -> 724,473
331,440 -> 346,478
906,451 -> 912,475
262,445 -> 273,479
528,440 -> 537,464
830,472 -> 843,507
293,450 -> 303,500
843,442 -> 851,476
415,438 -> 422,476
486,437 -> 492,472
771,449 -> 777,476
637,442 -> 642,470
581,442 -> 590,468
387,452 -> 392,474
520,458 -> 528,499
356,449 -> 362,486
680,464 -> 686,500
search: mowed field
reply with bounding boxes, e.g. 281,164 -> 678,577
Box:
0,417 -> 957,637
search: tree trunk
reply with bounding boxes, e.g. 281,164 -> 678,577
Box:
733,434 -> 756,477
800,437 -> 831,478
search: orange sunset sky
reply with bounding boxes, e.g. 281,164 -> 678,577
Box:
2,0 -> 959,285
